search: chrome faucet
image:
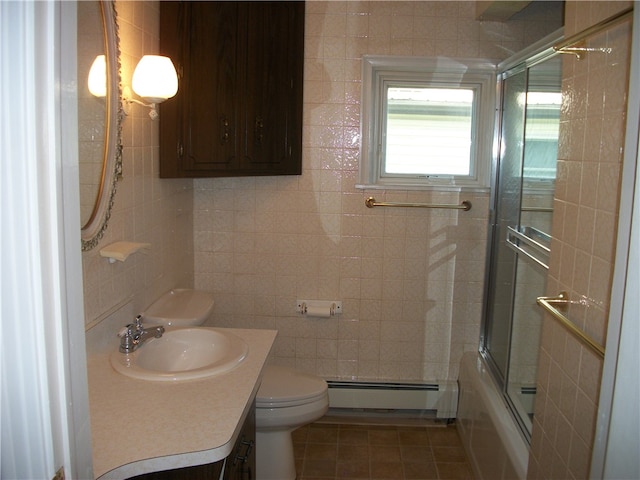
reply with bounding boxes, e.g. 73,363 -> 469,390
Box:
118,314 -> 165,353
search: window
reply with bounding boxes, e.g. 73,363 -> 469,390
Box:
358,56 -> 496,191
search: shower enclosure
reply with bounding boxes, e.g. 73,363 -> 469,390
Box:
481,41 -> 562,441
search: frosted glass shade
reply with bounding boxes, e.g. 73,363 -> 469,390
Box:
132,55 -> 178,104
88,55 -> 107,97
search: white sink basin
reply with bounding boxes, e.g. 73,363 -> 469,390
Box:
110,328 -> 248,382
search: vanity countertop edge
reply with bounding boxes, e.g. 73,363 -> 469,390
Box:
88,328 -> 277,479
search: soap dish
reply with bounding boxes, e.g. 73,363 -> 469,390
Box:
99,241 -> 151,263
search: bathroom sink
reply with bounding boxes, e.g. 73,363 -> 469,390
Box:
110,328 -> 249,382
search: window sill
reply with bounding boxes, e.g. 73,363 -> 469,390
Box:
355,183 -> 490,194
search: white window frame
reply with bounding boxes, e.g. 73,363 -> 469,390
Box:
358,55 -> 496,191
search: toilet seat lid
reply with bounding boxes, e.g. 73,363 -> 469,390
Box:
257,365 -> 327,408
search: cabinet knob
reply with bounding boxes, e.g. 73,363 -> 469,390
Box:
221,117 -> 230,144
254,117 -> 264,145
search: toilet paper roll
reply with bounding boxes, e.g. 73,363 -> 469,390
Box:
306,305 -> 332,318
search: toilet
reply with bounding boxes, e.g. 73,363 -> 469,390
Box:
255,365 -> 329,480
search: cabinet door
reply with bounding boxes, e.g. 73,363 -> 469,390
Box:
188,2 -> 240,172
160,1 -> 241,177
242,2 -> 304,175
185,2 -> 241,174
224,403 -> 255,480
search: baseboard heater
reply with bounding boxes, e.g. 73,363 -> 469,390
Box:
327,380 -> 458,419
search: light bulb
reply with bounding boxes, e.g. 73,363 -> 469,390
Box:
88,55 -> 107,97
131,55 -> 178,104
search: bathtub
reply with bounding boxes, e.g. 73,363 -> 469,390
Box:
457,352 -> 529,480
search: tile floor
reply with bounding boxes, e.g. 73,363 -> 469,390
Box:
292,420 -> 474,480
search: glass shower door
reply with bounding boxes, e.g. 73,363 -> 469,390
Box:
507,57 -> 560,434
481,52 -> 561,441
483,67 -> 526,381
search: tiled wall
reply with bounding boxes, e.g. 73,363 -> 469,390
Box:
194,1 -> 562,382
83,1 -> 193,347
528,1 -> 633,478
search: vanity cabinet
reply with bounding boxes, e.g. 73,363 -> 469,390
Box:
159,1 -> 304,178
127,461 -> 224,480
224,402 -> 255,480
127,403 -> 255,480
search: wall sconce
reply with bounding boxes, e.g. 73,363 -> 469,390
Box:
87,55 -> 107,97
123,55 -> 178,120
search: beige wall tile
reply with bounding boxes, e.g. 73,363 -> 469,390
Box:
528,2 -> 632,478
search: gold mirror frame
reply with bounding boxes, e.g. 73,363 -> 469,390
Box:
81,0 -> 122,251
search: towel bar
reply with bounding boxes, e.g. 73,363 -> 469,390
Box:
365,197 -> 472,211
537,292 -> 605,358
553,7 -> 632,59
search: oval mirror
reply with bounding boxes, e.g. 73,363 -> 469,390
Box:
79,0 -> 122,251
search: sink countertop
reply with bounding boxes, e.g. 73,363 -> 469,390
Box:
88,328 -> 277,479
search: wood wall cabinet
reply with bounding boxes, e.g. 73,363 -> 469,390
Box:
159,1 -> 304,178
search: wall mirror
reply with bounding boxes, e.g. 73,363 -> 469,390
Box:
79,0 -> 122,251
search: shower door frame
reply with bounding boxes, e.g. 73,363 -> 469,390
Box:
479,30 -> 563,444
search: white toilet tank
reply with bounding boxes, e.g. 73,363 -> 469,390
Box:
143,289 -> 215,327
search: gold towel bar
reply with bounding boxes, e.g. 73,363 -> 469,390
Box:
365,197 -> 472,211
536,292 -> 605,358
553,6 -> 633,59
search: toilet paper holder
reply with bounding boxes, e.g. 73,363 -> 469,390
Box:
296,300 -> 342,316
